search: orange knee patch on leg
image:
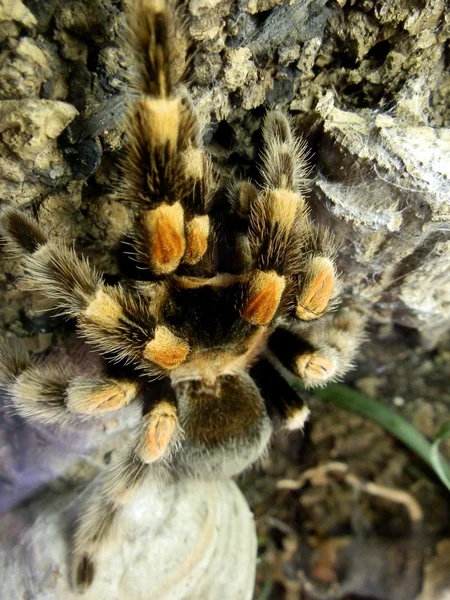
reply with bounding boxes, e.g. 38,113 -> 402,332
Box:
144,326 -> 189,369
139,401 -> 177,463
184,215 -> 210,264
67,378 -> 139,414
241,270 -> 286,326
295,351 -> 336,384
83,287 -> 123,329
142,202 -> 185,274
266,189 -> 306,233
139,98 -> 180,148
235,181 -> 258,216
181,147 -> 205,180
296,257 -> 334,321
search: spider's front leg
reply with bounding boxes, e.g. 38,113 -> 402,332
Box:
260,110 -> 340,320
0,209 -> 190,374
72,379 -> 179,591
235,111 -> 338,329
248,111 -> 365,387
122,0 -> 216,277
240,111 -> 364,397
0,208 -> 182,458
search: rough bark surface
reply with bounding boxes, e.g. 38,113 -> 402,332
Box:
0,0 -> 449,599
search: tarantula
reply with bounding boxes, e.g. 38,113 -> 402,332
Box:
0,0 -> 365,591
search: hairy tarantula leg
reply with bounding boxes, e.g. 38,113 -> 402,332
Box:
73,378 -> 180,590
121,0 -> 215,275
227,181 -> 258,272
0,340 -> 139,423
235,114 -> 339,326
137,381 -> 178,462
0,210 -> 189,370
0,341 -> 68,425
253,111 -> 340,322
240,269 -> 286,326
248,111 -> 313,274
237,112 -> 314,327
0,207 -> 48,257
0,340 -> 79,425
262,111 -> 340,320
294,225 -> 341,322
295,255 -> 336,321
176,88 -> 216,268
72,417 -> 179,591
181,138 -> 216,267
66,377 -> 140,415
260,110 -> 312,195
72,455 -> 150,591
250,358 -> 310,431
228,182 -> 287,325
0,208 -> 102,317
268,307 -> 366,388
79,285 -> 189,370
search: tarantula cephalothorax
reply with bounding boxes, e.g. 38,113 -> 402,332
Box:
0,0 -> 365,591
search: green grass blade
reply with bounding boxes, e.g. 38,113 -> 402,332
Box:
289,379 -> 450,492
429,422 -> 450,492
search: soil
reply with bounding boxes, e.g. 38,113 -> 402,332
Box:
246,329 -> 450,600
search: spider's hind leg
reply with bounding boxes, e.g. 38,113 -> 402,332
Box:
72,379 -> 179,591
0,207 -> 47,258
260,110 -> 312,195
250,357 -> 310,431
71,451 -> 151,592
